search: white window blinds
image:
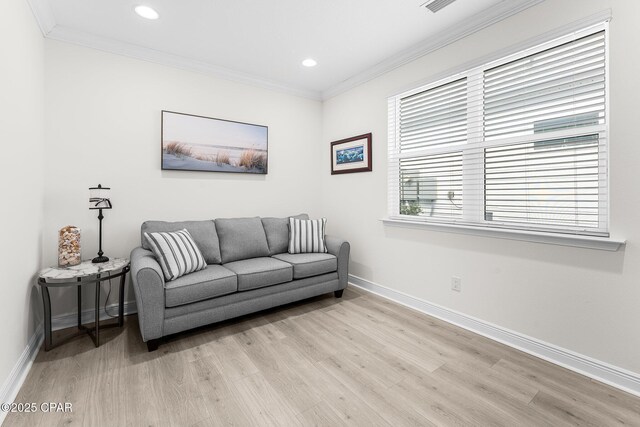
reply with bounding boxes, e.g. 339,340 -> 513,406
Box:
399,78 -> 467,151
484,31 -> 605,140
388,25 -> 608,237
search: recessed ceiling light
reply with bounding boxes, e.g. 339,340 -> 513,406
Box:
302,58 -> 317,67
134,5 -> 159,20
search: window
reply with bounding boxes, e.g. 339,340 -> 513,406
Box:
388,25 -> 608,237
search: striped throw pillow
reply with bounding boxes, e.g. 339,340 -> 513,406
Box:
144,229 -> 207,281
288,218 -> 328,254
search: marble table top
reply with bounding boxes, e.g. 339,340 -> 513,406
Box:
39,258 -> 130,281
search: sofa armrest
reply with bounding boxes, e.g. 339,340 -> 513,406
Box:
325,235 -> 350,289
130,247 -> 165,341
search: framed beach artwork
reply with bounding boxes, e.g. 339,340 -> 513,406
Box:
161,110 -> 268,174
330,133 -> 372,175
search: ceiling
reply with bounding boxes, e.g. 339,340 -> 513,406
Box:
29,0 -> 542,99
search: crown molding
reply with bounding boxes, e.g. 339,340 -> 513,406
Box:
26,0 -> 56,35
321,0 -> 545,100
27,0 -> 322,100
388,8 -> 611,99
45,26 -> 323,101
27,0 -> 544,102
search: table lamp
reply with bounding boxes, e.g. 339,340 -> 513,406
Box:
89,184 -> 112,263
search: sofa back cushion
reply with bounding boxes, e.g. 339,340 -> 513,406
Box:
141,220 -> 222,264
215,217 -> 270,263
261,213 -> 309,255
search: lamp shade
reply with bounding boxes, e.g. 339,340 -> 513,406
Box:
89,184 -> 112,210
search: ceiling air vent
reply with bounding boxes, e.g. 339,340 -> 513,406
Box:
421,0 -> 457,13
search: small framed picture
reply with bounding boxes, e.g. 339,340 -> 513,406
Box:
330,133 -> 372,175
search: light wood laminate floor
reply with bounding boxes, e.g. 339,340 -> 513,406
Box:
5,287 -> 640,426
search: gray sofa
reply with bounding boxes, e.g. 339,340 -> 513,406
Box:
130,214 -> 350,351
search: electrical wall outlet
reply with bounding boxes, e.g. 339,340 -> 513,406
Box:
451,276 -> 461,292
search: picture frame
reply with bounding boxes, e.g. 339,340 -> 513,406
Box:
330,133 -> 372,175
161,110 -> 268,174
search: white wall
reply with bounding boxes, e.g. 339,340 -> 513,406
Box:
321,0 -> 640,374
44,40 -> 323,315
0,0 -> 45,398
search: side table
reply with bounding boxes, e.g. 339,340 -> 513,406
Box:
37,258 -> 130,351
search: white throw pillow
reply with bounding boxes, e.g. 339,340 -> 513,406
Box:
144,229 -> 207,281
288,218 -> 327,254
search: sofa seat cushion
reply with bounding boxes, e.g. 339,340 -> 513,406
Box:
164,265 -> 237,308
272,253 -> 337,279
223,257 -> 293,291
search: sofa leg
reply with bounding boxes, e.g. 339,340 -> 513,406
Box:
146,339 -> 161,352
334,290 -> 344,298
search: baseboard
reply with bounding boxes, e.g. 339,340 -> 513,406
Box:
51,300 -> 137,331
0,326 -> 43,426
0,299 -> 138,425
348,274 -> 640,398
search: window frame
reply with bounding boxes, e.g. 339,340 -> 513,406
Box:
387,22 -> 615,244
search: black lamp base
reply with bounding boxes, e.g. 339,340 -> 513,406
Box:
92,256 -> 109,264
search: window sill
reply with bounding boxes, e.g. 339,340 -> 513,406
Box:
381,218 -> 625,252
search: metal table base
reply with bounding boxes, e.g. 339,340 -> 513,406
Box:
39,265 -> 130,351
